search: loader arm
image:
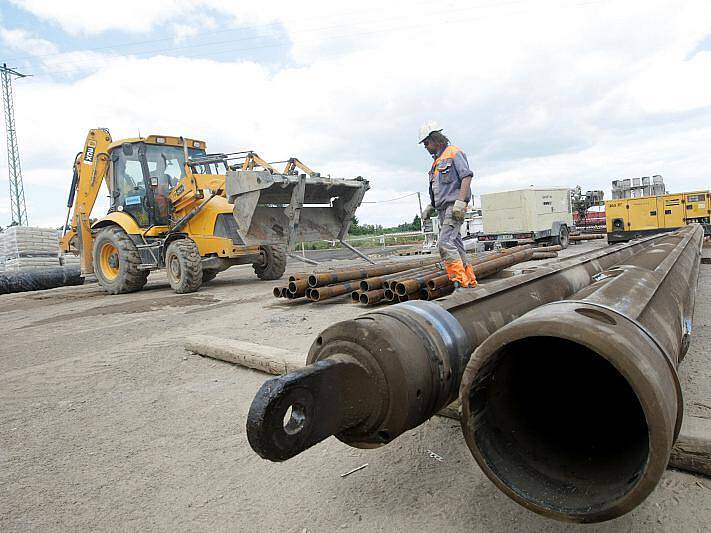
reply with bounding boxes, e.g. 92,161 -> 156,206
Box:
59,128 -> 113,274
282,157 -> 319,177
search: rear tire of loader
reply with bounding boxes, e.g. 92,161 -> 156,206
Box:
92,226 -> 148,294
253,245 -> 287,281
166,238 -> 203,294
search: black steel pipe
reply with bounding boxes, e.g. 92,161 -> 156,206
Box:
247,233 -> 664,462
459,224 -> 703,523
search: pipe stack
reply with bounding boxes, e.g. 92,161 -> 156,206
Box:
273,244 -> 546,305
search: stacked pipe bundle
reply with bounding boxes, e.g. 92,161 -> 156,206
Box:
273,244 -> 556,305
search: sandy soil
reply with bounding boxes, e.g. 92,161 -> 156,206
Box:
1,242 -> 709,532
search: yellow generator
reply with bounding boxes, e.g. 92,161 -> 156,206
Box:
606,191 -> 710,243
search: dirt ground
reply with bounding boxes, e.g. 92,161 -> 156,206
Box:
1,241 -> 710,532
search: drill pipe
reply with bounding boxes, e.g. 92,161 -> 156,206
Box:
384,288 -> 396,301
360,289 -> 386,305
459,224 -> 703,523
273,287 -> 286,298
246,232 -> 666,462
530,251 -> 558,260
426,245 -> 532,290
308,258 -> 440,288
288,272 -> 309,282
396,290 -> 422,302
394,270 -> 444,296
533,244 -> 562,252
420,285 -> 455,300
570,233 -> 605,241
426,248 -> 535,290
308,280 -> 362,302
360,264 -> 441,292
287,278 -> 309,298
351,291 -> 361,303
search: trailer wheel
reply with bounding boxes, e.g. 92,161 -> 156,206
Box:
166,238 -> 203,293
554,225 -> 570,249
253,245 -> 287,280
92,226 -> 148,294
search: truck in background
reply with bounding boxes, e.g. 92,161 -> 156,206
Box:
477,188 -> 572,249
606,190 -> 711,243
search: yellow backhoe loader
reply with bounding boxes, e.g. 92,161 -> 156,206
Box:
60,129 -> 369,294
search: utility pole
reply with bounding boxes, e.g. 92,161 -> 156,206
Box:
1,63 -> 29,226
416,191 -> 424,231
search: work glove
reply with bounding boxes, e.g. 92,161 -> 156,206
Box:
422,204 -> 436,220
452,200 -> 468,221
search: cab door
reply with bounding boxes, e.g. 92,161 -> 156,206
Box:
110,144 -> 153,228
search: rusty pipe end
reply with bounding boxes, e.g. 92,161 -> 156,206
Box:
459,301 -> 682,523
247,301 -> 470,462
351,290 -> 361,303
273,287 -> 284,298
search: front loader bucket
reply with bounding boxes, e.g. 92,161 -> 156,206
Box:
224,170 -> 369,250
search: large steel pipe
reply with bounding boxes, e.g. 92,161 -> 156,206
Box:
459,225 -> 703,523
247,234 -> 664,461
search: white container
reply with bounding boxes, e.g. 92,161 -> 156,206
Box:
482,188 -> 572,234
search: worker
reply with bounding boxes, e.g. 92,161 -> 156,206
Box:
419,121 -> 477,288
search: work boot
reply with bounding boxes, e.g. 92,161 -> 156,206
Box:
464,264 -> 478,288
444,260 -> 469,287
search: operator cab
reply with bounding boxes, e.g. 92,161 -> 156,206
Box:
109,135 -> 206,227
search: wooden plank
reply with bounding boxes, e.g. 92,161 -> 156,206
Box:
669,415 -> 711,477
184,335 -> 305,375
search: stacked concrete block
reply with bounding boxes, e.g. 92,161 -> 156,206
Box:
0,226 -> 63,272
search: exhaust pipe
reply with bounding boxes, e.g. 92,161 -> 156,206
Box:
459,225 -> 703,523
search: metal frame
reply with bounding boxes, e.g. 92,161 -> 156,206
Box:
1,64 -> 29,226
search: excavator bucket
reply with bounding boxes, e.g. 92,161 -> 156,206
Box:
224,170 -> 369,250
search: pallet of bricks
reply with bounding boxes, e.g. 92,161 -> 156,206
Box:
0,226 -> 79,272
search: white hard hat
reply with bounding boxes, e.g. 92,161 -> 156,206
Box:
418,121 -> 443,143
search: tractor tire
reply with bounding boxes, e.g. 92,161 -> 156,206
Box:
253,245 -> 287,281
92,226 -> 148,294
166,238 -> 203,294
202,270 -> 219,283
553,225 -> 570,249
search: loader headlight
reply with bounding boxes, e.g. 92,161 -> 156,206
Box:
156,137 -> 166,144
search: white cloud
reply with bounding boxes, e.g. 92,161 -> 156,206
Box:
0,27 -> 58,54
1,0 -> 711,230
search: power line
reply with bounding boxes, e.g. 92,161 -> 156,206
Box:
18,0 -> 608,75
1,63 -> 29,226
362,192 -> 421,204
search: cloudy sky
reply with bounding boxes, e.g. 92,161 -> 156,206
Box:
0,0 -> 710,228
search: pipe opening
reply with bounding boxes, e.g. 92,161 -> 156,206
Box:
468,336 -> 649,515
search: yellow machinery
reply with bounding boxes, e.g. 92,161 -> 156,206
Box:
606,190 -> 710,243
60,129 -> 369,294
